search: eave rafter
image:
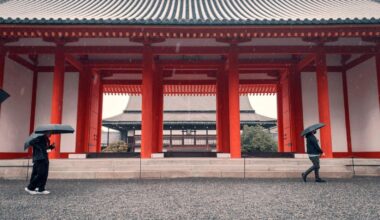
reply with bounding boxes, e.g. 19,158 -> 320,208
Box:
1,26 -> 380,39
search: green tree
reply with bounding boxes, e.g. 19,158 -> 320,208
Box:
241,125 -> 277,153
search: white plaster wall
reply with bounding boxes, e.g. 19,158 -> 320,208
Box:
347,58 -> 380,152
34,73 -> 53,128
328,73 -> 348,152
0,58 -> 33,152
34,72 -> 79,152
61,72 -> 79,152
301,72 -> 320,146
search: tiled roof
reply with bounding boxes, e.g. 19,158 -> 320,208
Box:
0,0 -> 379,25
103,96 -> 276,125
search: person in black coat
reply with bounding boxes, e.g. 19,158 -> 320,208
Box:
25,132 -> 55,195
302,130 -> 326,183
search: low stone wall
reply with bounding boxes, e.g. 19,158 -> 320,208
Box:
1,158 -> 379,180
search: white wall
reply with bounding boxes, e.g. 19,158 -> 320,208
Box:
328,73 -> 348,152
61,72 -> 79,152
301,72 -> 320,144
347,58 -> 380,152
301,71 -> 348,152
34,71 -> 79,152
0,58 -> 33,152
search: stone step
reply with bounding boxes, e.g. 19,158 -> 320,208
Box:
1,158 -> 376,180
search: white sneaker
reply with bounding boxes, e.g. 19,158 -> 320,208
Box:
25,187 -> 37,195
36,190 -> 50,195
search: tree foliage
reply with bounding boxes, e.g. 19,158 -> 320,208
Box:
241,125 -> 277,153
102,141 -> 130,152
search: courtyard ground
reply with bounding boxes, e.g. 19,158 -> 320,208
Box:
1,177 -> 379,219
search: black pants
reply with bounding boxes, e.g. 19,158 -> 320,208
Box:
304,156 -> 321,179
28,160 -> 49,192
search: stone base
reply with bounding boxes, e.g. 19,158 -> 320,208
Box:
152,153 -> 164,158
217,153 -> 231,158
68,154 -> 87,159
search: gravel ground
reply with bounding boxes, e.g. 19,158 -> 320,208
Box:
1,177 -> 380,220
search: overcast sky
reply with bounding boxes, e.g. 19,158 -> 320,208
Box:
102,95 -> 277,120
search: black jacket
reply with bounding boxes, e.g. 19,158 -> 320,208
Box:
306,133 -> 323,155
30,135 -> 52,162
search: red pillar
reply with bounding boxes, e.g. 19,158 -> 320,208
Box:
342,69 -> 352,155
87,70 -> 101,153
28,69 -> 38,156
376,53 -> 380,109
156,69 -> 164,153
96,81 -> 103,152
141,44 -> 154,158
216,72 -> 224,152
49,44 -> 65,159
316,51 -> 333,158
289,65 -> 305,153
75,67 -> 91,153
216,68 -> 230,153
0,47 -> 4,89
276,84 -> 284,152
227,45 -> 241,158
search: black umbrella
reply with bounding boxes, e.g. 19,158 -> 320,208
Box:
34,124 -> 75,134
301,123 -> 325,136
24,133 -> 44,150
0,89 -> 10,103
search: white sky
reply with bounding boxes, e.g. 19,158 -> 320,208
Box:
102,95 -> 277,119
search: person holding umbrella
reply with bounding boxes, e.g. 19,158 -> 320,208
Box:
24,124 -> 75,195
25,131 -> 55,195
301,123 -> 326,183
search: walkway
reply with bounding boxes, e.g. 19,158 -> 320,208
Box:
1,177 -> 380,219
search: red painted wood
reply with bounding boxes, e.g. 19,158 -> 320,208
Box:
28,70 -> 38,156
0,152 -> 29,159
87,71 -> 101,153
216,71 -> 223,153
8,54 -> 35,71
296,54 -> 315,72
316,51 -> 333,158
227,45 -> 241,158
345,54 -> 374,70
289,66 -> 305,153
333,152 -> 380,158
280,70 -> 292,152
65,55 -> 83,72
4,45 -> 378,55
0,48 -> 5,89
96,82 -> 103,153
216,68 -> 230,153
276,84 -> 284,152
376,53 -> 380,110
342,70 -> 352,154
157,69 -> 164,153
75,68 -> 90,153
49,45 -> 65,159
141,45 -> 154,158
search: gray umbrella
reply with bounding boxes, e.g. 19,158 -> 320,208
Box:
34,124 -> 75,134
301,123 -> 325,136
0,89 -> 10,103
24,133 -> 44,150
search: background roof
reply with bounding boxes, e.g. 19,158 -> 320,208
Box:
125,95 -> 254,112
0,0 -> 380,25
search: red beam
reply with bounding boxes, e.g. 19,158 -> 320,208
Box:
8,54 -> 35,71
36,66 -> 77,72
344,54 -> 374,70
102,80 -> 142,85
5,45 -> 379,55
303,66 -> 344,72
296,54 -> 315,71
65,55 -> 83,72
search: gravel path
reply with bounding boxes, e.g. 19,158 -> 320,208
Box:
1,177 -> 380,219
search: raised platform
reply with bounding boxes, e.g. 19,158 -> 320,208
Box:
1,158 -> 379,180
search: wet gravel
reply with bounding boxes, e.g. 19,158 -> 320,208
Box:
1,177 -> 380,219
